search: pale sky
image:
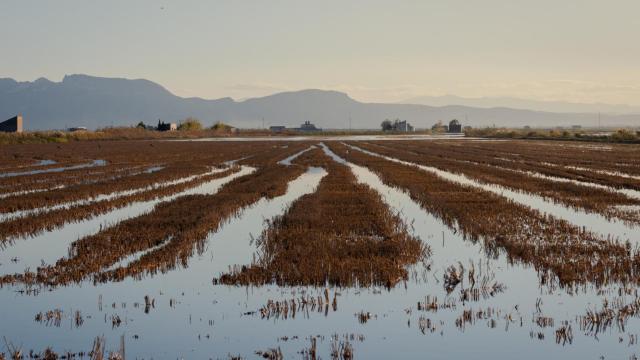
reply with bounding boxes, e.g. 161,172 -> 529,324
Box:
1,0 -> 639,105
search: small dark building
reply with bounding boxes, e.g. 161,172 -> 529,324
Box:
448,119 -> 462,133
394,120 -> 414,132
157,120 -> 177,131
297,121 -> 321,132
383,119 -> 414,132
270,126 -> 286,133
0,115 -> 23,133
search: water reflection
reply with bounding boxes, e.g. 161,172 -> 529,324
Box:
0,159 -> 107,178
0,166 -> 254,274
0,147 -> 639,359
344,143 -> 639,244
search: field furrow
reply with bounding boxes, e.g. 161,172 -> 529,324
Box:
216,147 -> 429,287
0,145 -> 308,286
328,141 -> 640,286
359,141 -> 640,224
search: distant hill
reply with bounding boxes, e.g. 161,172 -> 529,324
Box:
402,95 -> 640,115
1,74 -> 638,130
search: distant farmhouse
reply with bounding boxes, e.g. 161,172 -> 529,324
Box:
381,119 -> 414,132
269,121 -> 322,133
296,121 -> 321,132
157,120 -> 177,131
0,115 -> 23,133
394,120 -> 414,132
431,119 -> 463,133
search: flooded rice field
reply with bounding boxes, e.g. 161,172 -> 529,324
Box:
0,138 -> 639,359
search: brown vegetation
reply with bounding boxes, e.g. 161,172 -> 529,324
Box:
255,289 -> 339,321
356,141 -> 640,224
216,148 -> 429,287
0,143 -> 308,286
466,127 -> 640,144
327,141 -> 640,286
390,139 -> 640,183
0,126 -> 278,145
0,141 -> 307,242
0,167 -> 238,241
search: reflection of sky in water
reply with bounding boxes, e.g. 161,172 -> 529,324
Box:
436,151 -> 640,202
0,159 -> 106,178
0,166 -> 255,273
345,143 -> 640,245
0,166 -> 229,222
0,151 -> 638,358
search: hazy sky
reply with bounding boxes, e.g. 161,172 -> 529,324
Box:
2,0 -> 639,104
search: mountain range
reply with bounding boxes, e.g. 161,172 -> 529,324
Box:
1,74 -> 638,130
401,95 -> 640,115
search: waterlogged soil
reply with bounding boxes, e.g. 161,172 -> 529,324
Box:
0,138 -> 639,359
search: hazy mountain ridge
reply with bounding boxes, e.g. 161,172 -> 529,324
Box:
1,75 -> 638,130
402,95 -> 640,115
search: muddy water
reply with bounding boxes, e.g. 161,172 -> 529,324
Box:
0,147 -> 639,359
345,143 -> 640,245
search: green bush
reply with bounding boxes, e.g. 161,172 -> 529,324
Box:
211,121 -> 232,131
611,129 -> 637,141
178,117 -> 203,131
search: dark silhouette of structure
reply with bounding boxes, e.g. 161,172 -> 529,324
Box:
296,121 -> 321,132
394,120 -> 414,132
0,115 -> 23,133
157,120 -> 177,131
448,119 -> 462,133
269,122 -> 322,132
382,119 -> 414,132
269,125 -> 286,133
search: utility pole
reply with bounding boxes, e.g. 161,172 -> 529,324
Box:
349,112 -> 352,131
598,112 -> 601,130
262,117 -> 265,129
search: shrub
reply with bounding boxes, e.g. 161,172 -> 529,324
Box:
611,129 -> 637,141
177,117 -> 202,131
211,121 -> 232,131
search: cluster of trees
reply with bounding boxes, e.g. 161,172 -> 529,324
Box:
135,118 -> 234,132
380,119 -> 395,131
380,118 -> 409,131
